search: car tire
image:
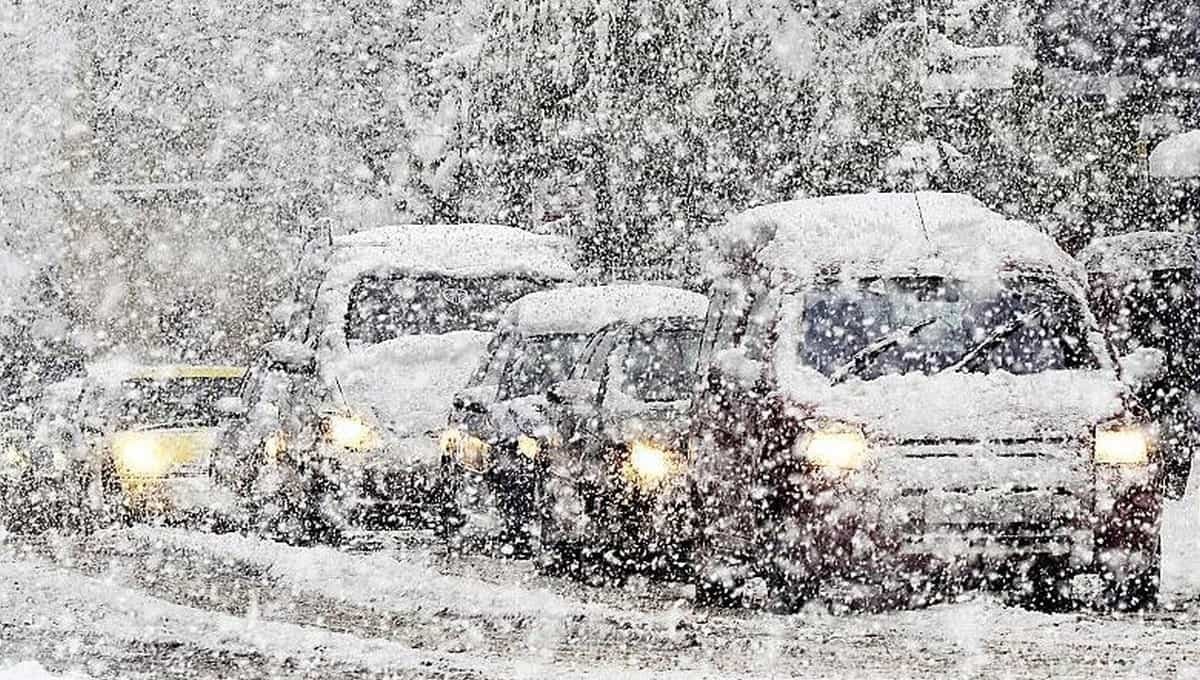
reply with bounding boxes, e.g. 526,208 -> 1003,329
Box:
1015,555 -> 1074,613
1101,538 -> 1161,612
253,464 -> 343,547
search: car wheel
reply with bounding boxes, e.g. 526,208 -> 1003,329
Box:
1013,555 -> 1074,613
254,464 -> 343,547
692,534 -> 749,608
1101,538 -> 1161,612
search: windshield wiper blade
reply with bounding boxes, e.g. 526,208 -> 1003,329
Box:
938,306 -> 1045,375
830,316 -> 938,385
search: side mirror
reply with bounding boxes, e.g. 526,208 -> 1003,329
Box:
1118,346 -> 1167,391
264,340 -> 316,374
546,379 -> 601,406
452,393 -> 489,415
215,396 -> 247,417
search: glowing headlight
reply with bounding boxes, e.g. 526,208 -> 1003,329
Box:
112,434 -> 171,478
1094,426 -> 1149,465
622,441 -> 682,491
263,431 -> 286,464
800,426 -> 867,470
516,435 -> 540,459
0,445 -> 28,475
439,428 -> 463,454
323,414 -> 376,451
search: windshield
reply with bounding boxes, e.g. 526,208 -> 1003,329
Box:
498,333 -> 588,400
345,274 -> 547,345
618,325 -> 702,402
117,377 -> 242,427
795,276 -> 1098,380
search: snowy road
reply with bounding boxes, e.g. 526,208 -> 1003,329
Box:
3,515 -> 1200,680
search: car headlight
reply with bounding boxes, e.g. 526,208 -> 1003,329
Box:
622,440 -> 683,491
0,444 -> 28,476
263,431 -> 286,464
441,427 -> 491,470
323,414 -> 376,451
1094,425 -> 1149,465
112,433 -> 171,478
799,425 -> 867,470
516,434 -> 540,459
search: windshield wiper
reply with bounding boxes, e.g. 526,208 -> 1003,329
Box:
938,306 -> 1046,375
830,317 -> 938,385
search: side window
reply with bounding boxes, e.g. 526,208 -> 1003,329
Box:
615,322 -> 703,403
468,330 -> 516,387
577,328 -> 626,381
700,284 -> 753,363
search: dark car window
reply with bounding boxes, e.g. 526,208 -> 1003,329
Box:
118,377 -> 242,427
1090,269 -> 1200,361
617,322 -> 702,402
344,273 -> 546,344
572,326 -> 627,381
498,333 -> 589,400
796,276 -> 1098,380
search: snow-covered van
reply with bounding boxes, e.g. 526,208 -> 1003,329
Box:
83,363 -> 246,517
1081,231 -> 1200,498
440,284 -> 706,554
691,192 -> 1164,611
215,224 -> 575,541
537,298 -> 707,578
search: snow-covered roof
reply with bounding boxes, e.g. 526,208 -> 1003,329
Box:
716,192 -> 1078,283
87,361 -> 246,384
925,34 -> 1035,96
328,223 -> 576,282
1149,130 -> 1200,179
1079,231 -> 1199,276
501,284 -> 708,336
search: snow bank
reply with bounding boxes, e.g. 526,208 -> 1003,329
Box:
1079,230 -> 1199,276
0,662 -> 88,680
502,284 -> 707,337
717,192 -> 1079,283
1149,130 -> 1200,179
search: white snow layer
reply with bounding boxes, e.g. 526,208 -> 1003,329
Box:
716,192 -> 1080,283
327,329 -> 492,438
501,283 -> 708,336
329,223 -> 577,283
1149,130 -> 1200,178
0,662 -> 88,680
1079,230 -> 1199,275
925,33 -> 1035,95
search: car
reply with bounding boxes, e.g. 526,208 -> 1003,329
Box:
1080,231 -> 1199,499
213,224 -> 576,543
536,304 -> 707,580
439,284 -> 706,556
82,363 -> 246,522
689,192 -> 1165,612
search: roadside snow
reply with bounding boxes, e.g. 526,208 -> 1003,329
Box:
0,662 -> 87,680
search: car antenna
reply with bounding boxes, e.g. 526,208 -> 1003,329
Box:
334,376 -> 349,408
913,191 -> 932,244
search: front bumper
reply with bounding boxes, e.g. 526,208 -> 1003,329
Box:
744,446 -> 1161,584
447,441 -> 540,540
302,435 -> 445,526
542,464 -> 694,568
120,473 -> 239,515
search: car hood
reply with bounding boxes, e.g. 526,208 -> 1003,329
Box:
777,368 -> 1127,442
323,330 -> 492,440
488,395 -> 554,440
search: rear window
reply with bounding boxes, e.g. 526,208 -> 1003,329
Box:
345,274 -> 546,344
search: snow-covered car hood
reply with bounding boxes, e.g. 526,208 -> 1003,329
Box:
777,368 -> 1127,442
322,330 -> 492,440
487,395 -> 552,441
